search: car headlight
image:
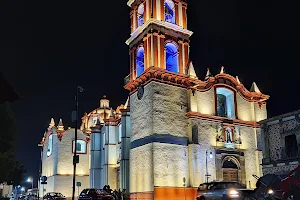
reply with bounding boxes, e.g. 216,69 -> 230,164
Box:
267,189 -> 274,195
228,189 -> 239,198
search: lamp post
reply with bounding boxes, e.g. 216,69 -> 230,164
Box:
27,177 -> 33,189
72,86 -> 84,200
205,151 -> 213,183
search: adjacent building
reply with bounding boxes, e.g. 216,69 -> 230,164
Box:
260,110 -> 300,175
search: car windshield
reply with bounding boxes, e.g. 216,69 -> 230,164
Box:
80,189 -> 107,196
214,182 -> 244,189
200,182 -> 245,190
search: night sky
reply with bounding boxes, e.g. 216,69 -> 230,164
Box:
1,0 -> 300,186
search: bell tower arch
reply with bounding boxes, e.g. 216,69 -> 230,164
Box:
127,0 -> 193,80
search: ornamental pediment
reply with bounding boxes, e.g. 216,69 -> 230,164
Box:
125,67 -> 269,103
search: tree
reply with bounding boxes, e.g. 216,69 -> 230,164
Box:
0,151 -> 26,185
0,74 -> 25,186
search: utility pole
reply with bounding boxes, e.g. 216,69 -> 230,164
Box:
72,86 -> 84,200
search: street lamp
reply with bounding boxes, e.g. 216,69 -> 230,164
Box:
21,187 -> 25,192
27,177 -> 33,189
205,151 -> 213,183
72,86 -> 84,200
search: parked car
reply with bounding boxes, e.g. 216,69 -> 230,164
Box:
259,166 -> 300,200
78,188 -> 114,200
42,192 -> 66,200
196,181 -> 254,200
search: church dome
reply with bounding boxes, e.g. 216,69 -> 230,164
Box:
80,96 -> 114,132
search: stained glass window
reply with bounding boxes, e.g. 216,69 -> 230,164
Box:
164,0 -> 175,24
138,4 -> 145,26
165,42 -> 179,73
136,47 -> 145,77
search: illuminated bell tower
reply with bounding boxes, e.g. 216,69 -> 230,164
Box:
126,0 -> 193,80
125,0 -> 193,200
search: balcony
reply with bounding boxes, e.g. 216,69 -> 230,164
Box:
262,150 -> 300,166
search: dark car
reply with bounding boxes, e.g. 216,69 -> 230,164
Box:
43,193 -> 66,200
78,188 -> 114,200
196,181 -> 254,200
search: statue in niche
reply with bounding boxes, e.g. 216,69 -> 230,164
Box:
225,127 -> 233,143
234,127 -> 242,144
217,94 -> 227,117
216,124 -> 225,142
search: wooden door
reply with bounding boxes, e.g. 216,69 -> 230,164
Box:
223,169 -> 238,182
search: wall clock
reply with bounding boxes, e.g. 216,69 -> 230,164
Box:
137,86 -> 144,100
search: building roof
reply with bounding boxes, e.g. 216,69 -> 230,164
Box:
0,72 -> 20,104
259,109 -> 300,124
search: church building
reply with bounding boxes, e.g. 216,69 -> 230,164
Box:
39,0 -> 270,199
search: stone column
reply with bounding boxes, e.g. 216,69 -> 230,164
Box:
120,107 -> 131,191
90,119 -> 103,188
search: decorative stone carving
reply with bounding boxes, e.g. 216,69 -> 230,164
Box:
234,126 -> 242,144
216,124 -> 225,142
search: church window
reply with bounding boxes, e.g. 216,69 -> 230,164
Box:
285,134 -> 298,158
165,42 -> 179,73
73,140 -> 87,154
136,46 -> 145,77
47,135 -> 53,157
137,4 -> 145,27
164,0 -> 175,24
216,87 -> 236,119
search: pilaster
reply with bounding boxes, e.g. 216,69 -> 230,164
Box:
104,119 -> 119,189
90,120 -> 103,188
120,108 -> 131,191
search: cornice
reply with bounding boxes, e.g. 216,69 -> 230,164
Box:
186,112 -> 260,128
127,0 -> 135,7
104,118 -> 121,126
126,18 -> 193,45
124,67 -> 269,103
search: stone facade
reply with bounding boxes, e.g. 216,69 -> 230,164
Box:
128,76 -> 268,200
260,110 -> 300,175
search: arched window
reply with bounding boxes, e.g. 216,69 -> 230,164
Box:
47,135 -> 53,157
216,88 -> 236,119
73,140 -> 87,154
136,46 -> 145,77
138,4 -> 145,26
164,0 -> 175,24
165,42 -> 179,73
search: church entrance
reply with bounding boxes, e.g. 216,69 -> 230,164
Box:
222,157 -> 239,182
